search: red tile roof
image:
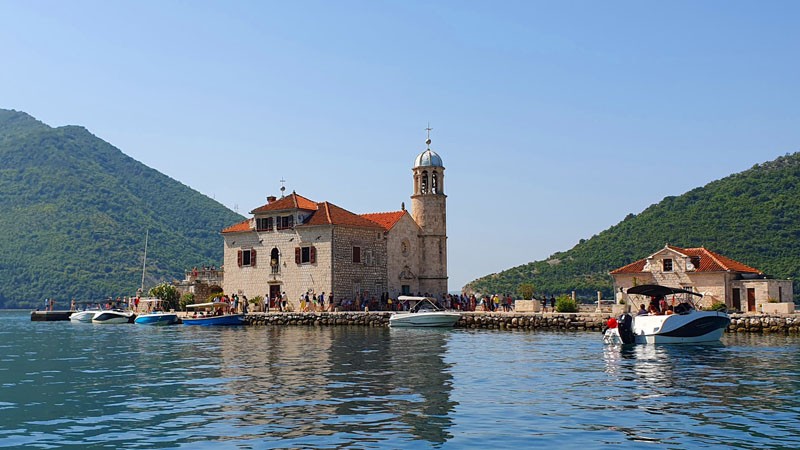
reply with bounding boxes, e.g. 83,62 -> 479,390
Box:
221,219 -> 252,234
667,246 -> 762,274
250,192 -> 318,214
610,246 -> 762,275
303,202 -> 383,229
361,211 -> 408,231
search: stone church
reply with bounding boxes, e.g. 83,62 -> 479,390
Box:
221,137 -> 448,307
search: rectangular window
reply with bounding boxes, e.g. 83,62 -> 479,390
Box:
256,217 -> 274,232
689,256 -> 701,270
295,246 -> 316,264
277,215 -> 294,230
237,249 -> 257,267
365,249 -> 374,266
662,258 -> 673,272
353,246 -> 361,263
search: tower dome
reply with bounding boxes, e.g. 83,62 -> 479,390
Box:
414,149 -> 444,168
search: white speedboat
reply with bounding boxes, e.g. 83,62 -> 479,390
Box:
92,309 -> 136,324
69,309 -> 100,323
603,285 -> 730,344
389,296 -> 461,328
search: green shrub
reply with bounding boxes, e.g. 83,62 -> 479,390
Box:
555,294 -> 579,313
706,301 -> 728,312
179,293 -> 194,311
518,283 -> 535,300
149,283 -> 180,311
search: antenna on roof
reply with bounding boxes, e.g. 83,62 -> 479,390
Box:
280,178 -> 286,198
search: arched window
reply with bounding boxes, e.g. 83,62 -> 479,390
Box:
432,171 -> 439,194
420,171 -> 429,195
271,248 -> 280,274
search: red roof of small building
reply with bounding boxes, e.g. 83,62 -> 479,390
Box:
303,202 -> 383,229
250,192 -> 318,214
610,246 -> 762,275
361,211 -> 407,231
221,219 -> 252,234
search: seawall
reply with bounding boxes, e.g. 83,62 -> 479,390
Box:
242,311 -> 800,334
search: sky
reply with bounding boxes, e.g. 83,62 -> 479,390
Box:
1,1 -> 798,291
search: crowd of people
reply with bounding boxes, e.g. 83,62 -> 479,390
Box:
234,291 -> 562,314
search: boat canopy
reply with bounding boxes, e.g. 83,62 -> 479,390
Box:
627,284 -> 703,298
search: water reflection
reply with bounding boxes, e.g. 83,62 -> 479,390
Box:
602,337 -> 800,448
175,325 -> 456,447
387,328 -> 457,445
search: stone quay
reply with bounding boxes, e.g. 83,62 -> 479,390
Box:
241,311 -> 800,334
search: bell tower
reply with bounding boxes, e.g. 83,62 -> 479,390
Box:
411,127 -> 448,296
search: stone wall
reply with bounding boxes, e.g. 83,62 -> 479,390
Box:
331,226 -> 387,302
727,314 -> 800,333
240,311 -> 800,334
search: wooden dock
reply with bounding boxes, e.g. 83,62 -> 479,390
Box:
30,310 -> 74,321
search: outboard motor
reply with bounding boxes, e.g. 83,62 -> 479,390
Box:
617,313 -> 635,344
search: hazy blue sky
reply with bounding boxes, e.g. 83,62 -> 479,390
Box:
2,1 -> 798,291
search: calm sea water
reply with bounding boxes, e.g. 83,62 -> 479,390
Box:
1,311 -> 799,449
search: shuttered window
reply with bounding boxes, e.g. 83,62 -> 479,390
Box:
237,249 -> 256,267
295,246 -> 316,264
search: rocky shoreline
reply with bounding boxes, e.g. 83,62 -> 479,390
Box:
242,311 -> 800,334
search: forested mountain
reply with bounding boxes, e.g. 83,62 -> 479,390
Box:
465,152 -> 800,302
0,109 -> 244,308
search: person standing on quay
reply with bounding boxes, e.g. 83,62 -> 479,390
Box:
550,295 -> 556,311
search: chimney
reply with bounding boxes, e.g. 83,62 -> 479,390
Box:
267,195 -> 277,204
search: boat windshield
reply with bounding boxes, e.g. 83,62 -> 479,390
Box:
398,296 -> 445,313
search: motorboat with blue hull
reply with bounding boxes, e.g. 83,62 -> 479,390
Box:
604,284 -> 730,345
183,302 -> 244,326
135,311 -> 180,325
389,296 -> 461,328
134,298 -> 180,325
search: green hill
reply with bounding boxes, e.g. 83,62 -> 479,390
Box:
0,109 -> 244,308
465,152 -> 800,302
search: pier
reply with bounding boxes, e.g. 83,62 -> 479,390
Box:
239,311 -> 800,334
30,310 -> 74,321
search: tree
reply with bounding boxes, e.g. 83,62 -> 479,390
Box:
518,283 -> 535,300
149,283 -> 180,311
179,292 -> 195,311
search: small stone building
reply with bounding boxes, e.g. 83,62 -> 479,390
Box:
610,245 -> 793,312
220,138 -> 449,309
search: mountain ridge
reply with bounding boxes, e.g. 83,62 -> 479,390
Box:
465,152 -> 800,302
0,109 -> 244,308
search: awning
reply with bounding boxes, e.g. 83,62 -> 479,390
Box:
626,284 -> 702,297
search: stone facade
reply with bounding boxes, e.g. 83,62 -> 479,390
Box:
611,245 -> 794,312
384,212 -> 422,295
221,142 -> 449,306
330,225 -> 387,302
